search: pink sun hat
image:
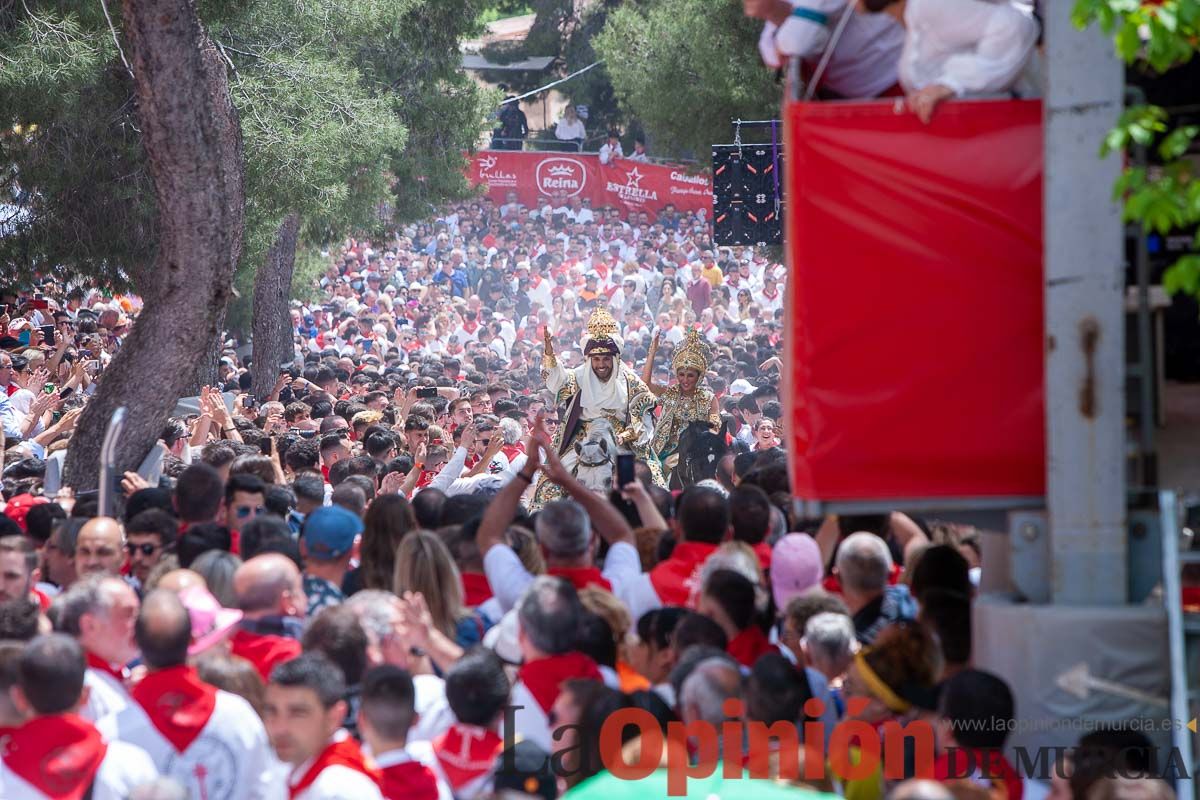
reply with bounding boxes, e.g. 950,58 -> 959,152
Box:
770,533 -> 824,610
180,585 -> 243,656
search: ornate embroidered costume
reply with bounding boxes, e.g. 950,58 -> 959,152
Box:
534,308 -> 662,508
650,328 -> 721,466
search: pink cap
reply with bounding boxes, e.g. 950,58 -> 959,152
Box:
770,533 -> 824,609
180,585 -> 243,656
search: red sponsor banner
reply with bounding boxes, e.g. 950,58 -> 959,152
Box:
468,151 -> 711,217
784,99 -> 1045,501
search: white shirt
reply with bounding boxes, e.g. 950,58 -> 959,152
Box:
0,739 -> 159,800
411,674 -> 455,744
481,541 -> 641,614
900,0 -> 1040,97
83,667 -> 131,723
627,149 -> 648,163
758,1 -> 904,99
554,117 -> 586,141
97,687 -> 273,800
599,142 -> 623,165
289,732 -> 382,800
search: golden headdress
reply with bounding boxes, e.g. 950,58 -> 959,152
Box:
583,305 -> 622,357
672,327 -> 711,374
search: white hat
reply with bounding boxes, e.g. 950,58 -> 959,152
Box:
730,379 -> 754,396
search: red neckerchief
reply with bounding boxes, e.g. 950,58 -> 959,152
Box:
416,469 -> 437,490
935,748 -> 1023,800
648,541 -> 718,607
379,759 -> 439,800
461,572 -> 493,607
727,626 -> 778,668
500,443 -> 524,463
3,714 -> 107,800
752,541 -> 772,571
86,652 -> 127,685
761,288 -> 779,300
822,563 -> 903,595
4,384 -> 17,397
289,734 -> 380,800
432,724 -> 503,790
32,588 -> 51,611
547,566 -> 612,594
603,286 -> 619,300
517,652 -> 602,715
462,320 -> 478,335
130,665 -> 217,754
529,275 -> 543,288
230,629 -> 302,681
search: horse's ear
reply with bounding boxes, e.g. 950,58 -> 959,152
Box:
600,439 -> 609,454
574,440 -> 583,454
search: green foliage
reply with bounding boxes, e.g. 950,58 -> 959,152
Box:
1074,0 -> 1200,302
595,0 -> 779,159
0,0 -> 490,309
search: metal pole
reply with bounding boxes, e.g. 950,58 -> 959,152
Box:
1043,1 -> 1127,604
1158,490 -> 1194,800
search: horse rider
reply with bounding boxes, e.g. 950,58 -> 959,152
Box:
533,306 -> 662,508
643,327 -> 721,479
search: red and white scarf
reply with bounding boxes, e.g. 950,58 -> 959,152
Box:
130,665 -> 217,753
648,541 -> 719,607
86,652 -> 127,685
432,724 -> 503,791
289,734 -> 380,800
3,714 -> 107,800
516,652 -> 602,715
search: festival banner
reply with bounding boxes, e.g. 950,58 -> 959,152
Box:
468,151 -> 712,217
784,99 -> 1045,501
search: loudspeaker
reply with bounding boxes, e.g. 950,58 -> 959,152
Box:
712,144 -> 784,246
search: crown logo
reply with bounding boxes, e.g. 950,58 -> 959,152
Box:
548,165 -> 575,177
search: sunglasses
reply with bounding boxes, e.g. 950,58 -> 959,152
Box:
235,506 -> 265,519
125,543 -> 161,556
545,418 -> 560,425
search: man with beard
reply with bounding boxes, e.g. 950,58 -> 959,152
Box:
533,306 -> 661,508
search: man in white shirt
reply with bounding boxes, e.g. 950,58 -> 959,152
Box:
55,573 -> 138,721
264,653 -> 383,800
98,591 -> 274,800
475,438 -> 641,613
598,132 -> 623,165
1,634 -> 158,800
359,666 -> 451,800
754,271 -> 785,314
859,0 -> 1039,123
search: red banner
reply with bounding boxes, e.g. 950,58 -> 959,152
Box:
785,99 -> 1045,502
468,151 -> 712,217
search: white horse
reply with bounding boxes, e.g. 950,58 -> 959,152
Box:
571,418 -> 619,495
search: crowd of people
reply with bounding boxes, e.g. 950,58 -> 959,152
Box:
0,190 -> 1171,800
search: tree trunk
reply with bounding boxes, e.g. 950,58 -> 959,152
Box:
251,213 -> 300,400
63,0 -> 245,491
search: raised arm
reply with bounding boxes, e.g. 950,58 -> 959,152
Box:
477,431 -> 541,557
642,332 -> 667,396
536,431 -> 634,547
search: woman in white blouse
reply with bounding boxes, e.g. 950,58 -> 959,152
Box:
859,0 -> 1040,123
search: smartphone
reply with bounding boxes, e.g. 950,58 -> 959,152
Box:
87,360 -> 101,372
40,325 -> 55,347
616,453 -> 636,488
244,395 -> 258,410
58,387 -> 74,401
0,305 -> 7,315
416,386 -> 438,399
259,437 -> 273,456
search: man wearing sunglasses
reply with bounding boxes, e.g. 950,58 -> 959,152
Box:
222,474 -> 266,553
123,509 -> 177,591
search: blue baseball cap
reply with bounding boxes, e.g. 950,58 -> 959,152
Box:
302,506 -> 363,560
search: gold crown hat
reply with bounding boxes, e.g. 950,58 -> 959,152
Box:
585,305 -> 620,338
582,305 -> 623,356
672,327 -> 711,374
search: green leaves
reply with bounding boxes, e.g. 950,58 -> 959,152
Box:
1076,1 -> 1200,301
594,0 -> 779,159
